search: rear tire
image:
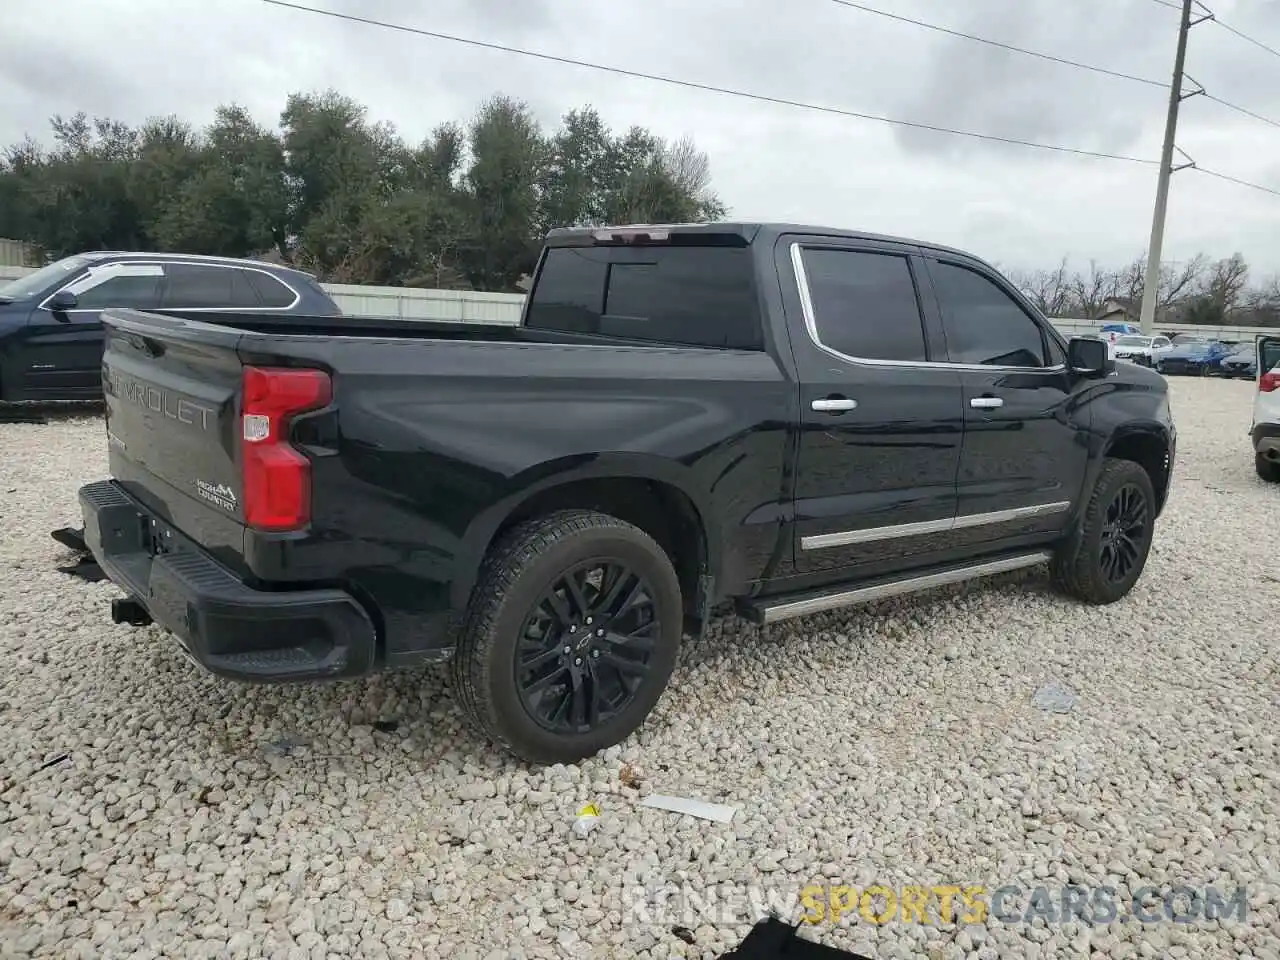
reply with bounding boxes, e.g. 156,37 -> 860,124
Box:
452,509 -> 683,764
1052,458 -> 1156,605
1257,453 -> 1280,483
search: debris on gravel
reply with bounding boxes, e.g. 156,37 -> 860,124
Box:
1,379 -> 1278,959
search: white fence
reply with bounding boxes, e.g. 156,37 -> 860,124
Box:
322,282 -> 525,324
3,263 -> 1277,340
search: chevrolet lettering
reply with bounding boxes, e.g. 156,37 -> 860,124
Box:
106,370 -> 215,431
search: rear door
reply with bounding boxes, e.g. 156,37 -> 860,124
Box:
921,254 -> 1085,544
20,262 -> 164,397
778,236 -> 964,584
1255,336 -> 1280,429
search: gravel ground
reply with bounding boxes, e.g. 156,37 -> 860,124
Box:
1,378 -> 1278,960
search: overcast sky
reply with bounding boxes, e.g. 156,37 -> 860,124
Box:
4,0 -> 1280,276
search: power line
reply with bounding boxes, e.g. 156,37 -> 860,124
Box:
1195,166 -> 1280,196
261,0 -> 1280,200
1203,93 -> 1280,130
1215,19 -> 1280,62
260,0 -> 1157,165
823,0 -> 1166,87
1145,0 -> 1280,63
829,0 -> 1280,132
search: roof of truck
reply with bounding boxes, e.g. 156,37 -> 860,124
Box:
544,221 -> 984,263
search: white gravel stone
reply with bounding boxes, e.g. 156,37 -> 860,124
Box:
1,381 -> 1278,959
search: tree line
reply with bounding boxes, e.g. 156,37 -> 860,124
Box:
1005,251 -> 1280,328
0,91 -> 726,291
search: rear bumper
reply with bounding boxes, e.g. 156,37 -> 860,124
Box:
1254,423 -> 1280,459
79,480 -> 377,683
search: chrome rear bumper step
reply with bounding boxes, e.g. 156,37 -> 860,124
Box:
742,552 -> 1054,625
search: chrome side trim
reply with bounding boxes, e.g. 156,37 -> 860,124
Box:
803,515 -> 953,550
951,500 -> 1071,531
788,242 -> 1067,374
757,551 -> 1053,623
800,500 -> 1071,551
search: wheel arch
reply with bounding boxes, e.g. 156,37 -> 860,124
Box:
1102,423 -> 1173,515
452,454 -> 719,619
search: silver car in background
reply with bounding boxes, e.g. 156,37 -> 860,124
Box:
1113,334 -> 1173,367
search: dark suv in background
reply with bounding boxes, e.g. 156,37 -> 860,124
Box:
0,252 -> 341,401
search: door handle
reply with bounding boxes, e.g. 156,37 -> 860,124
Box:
970,396 -> 1004,409
811,396 -> 857,413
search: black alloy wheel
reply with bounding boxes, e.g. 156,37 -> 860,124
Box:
1098,483 -> 1148,585
452,509 -> 683,764
515,560 -> 659,735
1051,457 -> 1157,604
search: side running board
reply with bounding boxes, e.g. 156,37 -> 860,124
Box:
741,552 -> 1053,625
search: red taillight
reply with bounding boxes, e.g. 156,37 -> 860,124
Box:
241,366 -> 331,531
1261,371 -> 1280,393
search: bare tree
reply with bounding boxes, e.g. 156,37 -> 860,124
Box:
1070,260 -> 1119,319
1009,257 -> 1073,317
1110,253 -> 1207,320
1203,253 -> 1249,313
1161,254 -> 1208,308
660,135 -> 714,200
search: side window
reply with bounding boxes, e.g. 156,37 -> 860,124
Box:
800,248 -> 928,362
524,246 -> 763,349
161,264 -> 259,309
930,261 -> 1047,367
71,273 -> 163,310
242,269 -> 297,308
1046,336 -> 1066,366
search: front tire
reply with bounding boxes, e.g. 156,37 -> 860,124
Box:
1052,458 -> 1156,605
1257,453 -> 1280,483
452,509 -> 683,764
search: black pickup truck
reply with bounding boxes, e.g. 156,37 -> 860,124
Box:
78,222 -> 1176,763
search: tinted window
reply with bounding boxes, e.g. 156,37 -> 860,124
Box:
161,264 -> 260,309
243,269 -> 296,307
525,246 -> 762,350
931,261 -> 1047,367
801,248 -> 927,362
73,274 -> 163,310
1046,335 -> 1066,366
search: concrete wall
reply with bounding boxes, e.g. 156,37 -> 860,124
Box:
0,239 -> 35,268
1,263 -> 1275,340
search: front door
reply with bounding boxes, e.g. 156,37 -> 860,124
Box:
777,237 -> 965,586
920,255 -> 1088,546
19,262 -> 164,397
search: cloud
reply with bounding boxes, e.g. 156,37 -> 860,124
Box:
1,0 -> 1279,273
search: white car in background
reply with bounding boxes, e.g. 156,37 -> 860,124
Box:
1113,334 -> 1173,368
1253,336 -> 1280,482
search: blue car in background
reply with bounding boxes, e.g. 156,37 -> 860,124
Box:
0,252 -> 341,402
1155,337 -> 1230,375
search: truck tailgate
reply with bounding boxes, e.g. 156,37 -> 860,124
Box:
102,309 -> 249,568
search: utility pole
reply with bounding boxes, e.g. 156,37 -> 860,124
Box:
1140,0 -> 1203,334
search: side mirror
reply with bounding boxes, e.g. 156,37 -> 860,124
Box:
48,290 -> 78,312
1068,337 -> 1114,377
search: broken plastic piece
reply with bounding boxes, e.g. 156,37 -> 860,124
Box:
1032,681 -> 1078,713
573,802 -> 601,837
640,794 -> 739,823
